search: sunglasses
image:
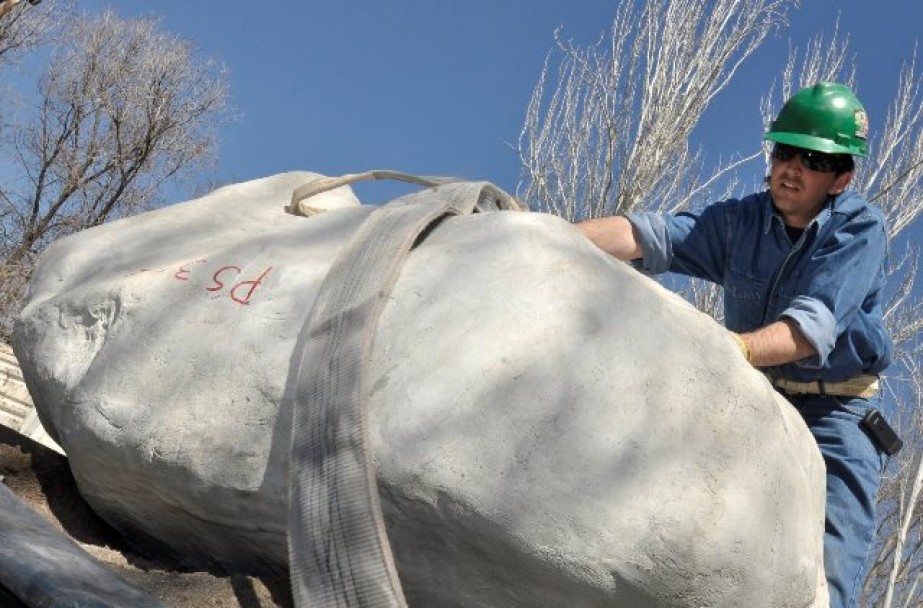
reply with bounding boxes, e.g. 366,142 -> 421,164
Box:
771,143 -> 847,173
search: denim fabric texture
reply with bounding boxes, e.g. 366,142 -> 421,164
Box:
626,189 -> 893,608
627,190 -> 892,384
788,393 -> 886,608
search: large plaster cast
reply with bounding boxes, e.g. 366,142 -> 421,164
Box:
14,172 -> 827,606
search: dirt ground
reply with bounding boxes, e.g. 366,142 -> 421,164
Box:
0,426 -> 293,607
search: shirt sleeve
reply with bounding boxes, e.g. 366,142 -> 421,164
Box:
780,208 -> 888,369
627,203 -> 729,283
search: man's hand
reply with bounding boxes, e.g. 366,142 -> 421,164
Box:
729,332 -> 751,363
735,319 -> 817,367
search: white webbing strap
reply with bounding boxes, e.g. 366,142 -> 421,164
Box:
287,177 -> 520,607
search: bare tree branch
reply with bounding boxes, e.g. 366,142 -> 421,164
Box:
518,0 -> 800,221
0,10 -> 231,339
0,0 -> 59,67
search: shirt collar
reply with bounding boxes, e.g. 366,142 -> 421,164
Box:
761,189 -> 859,235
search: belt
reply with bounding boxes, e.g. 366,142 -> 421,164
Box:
764,374 -> 879,399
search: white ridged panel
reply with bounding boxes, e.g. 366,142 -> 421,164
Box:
0,343 -> 65,455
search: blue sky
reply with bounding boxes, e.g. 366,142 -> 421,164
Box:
68,1 -> 923,211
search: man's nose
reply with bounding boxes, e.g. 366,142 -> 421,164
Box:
783,153 -> 805,173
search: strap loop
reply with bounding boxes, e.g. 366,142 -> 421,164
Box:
290,169 -> 525,214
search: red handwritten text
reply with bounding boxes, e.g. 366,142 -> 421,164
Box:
174,259 -> 207,280
174,259 -> 273,306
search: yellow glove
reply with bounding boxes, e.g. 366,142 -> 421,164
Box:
730,332 -> 752,363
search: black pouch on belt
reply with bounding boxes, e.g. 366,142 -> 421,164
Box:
861,409 -> 903,456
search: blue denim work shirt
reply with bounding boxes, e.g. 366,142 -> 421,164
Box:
627,189 -> 892,383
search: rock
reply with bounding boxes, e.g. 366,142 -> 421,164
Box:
14,172 -> 827,606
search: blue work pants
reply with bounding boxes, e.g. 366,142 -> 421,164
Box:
789,394 -> 888,608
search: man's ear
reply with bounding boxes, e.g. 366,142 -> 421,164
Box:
829,171 -> 853,195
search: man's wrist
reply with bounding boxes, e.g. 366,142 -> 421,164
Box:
730,332 -> 752,363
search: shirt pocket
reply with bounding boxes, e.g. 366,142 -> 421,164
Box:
773,268 -> 803,304
724,264 -> 770,330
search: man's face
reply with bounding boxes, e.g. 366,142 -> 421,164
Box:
768,144 -> 853,228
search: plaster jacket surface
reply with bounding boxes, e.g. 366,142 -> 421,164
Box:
13,172 -> 827,606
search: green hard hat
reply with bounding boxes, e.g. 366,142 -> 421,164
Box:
764,82 -> 868,157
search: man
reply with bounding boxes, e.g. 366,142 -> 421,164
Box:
577,82 -> 897,607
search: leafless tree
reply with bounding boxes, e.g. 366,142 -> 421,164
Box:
0,0 -> 61,138
0,0 -> 58,67
517,0 -> 800,221
0,10 -> 230,339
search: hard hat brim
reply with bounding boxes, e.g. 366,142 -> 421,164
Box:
764,131 -> 865,157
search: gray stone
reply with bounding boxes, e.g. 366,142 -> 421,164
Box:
14,172 -> 827,606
